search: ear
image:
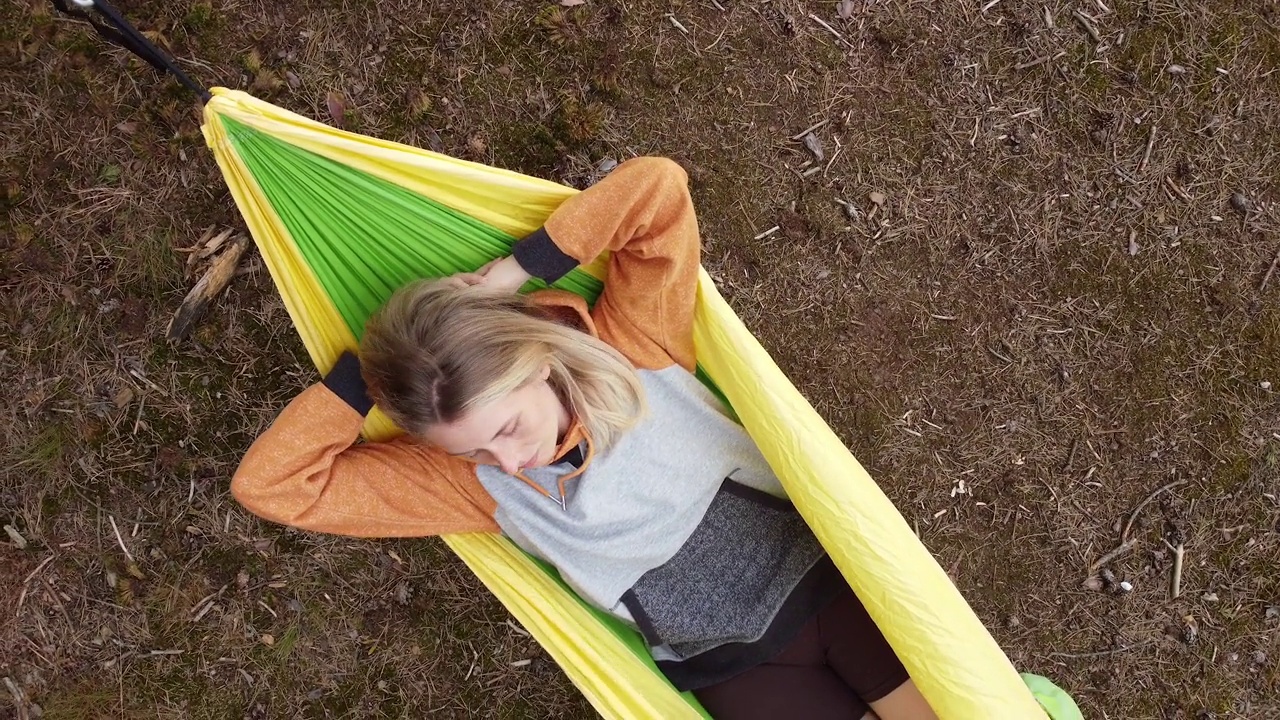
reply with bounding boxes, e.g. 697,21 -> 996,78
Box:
539,361 -> 552,381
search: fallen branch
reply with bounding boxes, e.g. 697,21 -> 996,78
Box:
166,232 -> 250,343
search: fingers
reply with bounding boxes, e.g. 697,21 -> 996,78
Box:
443,272 -> 487,289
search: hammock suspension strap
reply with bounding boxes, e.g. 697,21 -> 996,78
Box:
51,0 -> 211,102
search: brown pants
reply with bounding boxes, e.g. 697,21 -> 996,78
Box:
692,587 -> 909,719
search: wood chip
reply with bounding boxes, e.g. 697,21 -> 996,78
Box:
4,525 -> 27,549
801,132 -> 824,161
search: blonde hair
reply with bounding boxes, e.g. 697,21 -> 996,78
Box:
360,279 -> 645,450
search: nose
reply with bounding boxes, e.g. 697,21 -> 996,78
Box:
494,443 -> 524,475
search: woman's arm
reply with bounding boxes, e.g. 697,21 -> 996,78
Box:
231,353 -> 500,537
508,157 -> 701,371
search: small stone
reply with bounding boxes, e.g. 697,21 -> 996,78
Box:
868,191 -> 886,206
1229,192 -> 1253,215
1118,580 -> 1134,593
260,634 -> 275,646
1227,652 -> 1239,663
1167,64 -> 1187,75
1201,592 -> 1219,602
1265,605 -> 1279,621
1260,381 -> 1271,390
1253,650 -> 1268,665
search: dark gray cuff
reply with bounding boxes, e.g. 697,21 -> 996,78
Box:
322,351 -> 374,416
511,227 -> 580,284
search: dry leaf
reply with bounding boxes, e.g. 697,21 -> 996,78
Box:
326,91 -> 346,128
869,191 -> 887,205
116,121 -> 138,135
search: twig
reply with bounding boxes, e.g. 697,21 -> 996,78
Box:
3,677 -> 29,720
1165,539 -> 1185,599
1072,9 -> 1101,42
981,0 -> 1003,11
1260,247 -> 1280,292
807,13 -> 858,51
1015,51 -> 1065,71
1138,124 -> 1158,173
1050,640 -> 1154,659
1122,478 -> 1189,542
15,554 -> 57,617
132,393 -> 146,435
109,514 -> 135,564
1088,538 -> 1136,573
1164,175 -> 1193,201
1088,477 -> 1190,574
790,119 -> 830,140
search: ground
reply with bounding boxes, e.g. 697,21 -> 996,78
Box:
2,0 -> 1279,718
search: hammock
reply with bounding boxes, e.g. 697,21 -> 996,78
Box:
48,2 -> 1080,715
200,89 -> 1080,720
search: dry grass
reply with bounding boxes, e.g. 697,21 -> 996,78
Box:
3,0 -> 1280,717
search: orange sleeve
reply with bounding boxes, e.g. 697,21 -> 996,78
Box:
231,384 -> 499,537
512,157 -> 700,371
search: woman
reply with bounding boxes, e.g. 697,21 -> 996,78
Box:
233,157 -> 938,720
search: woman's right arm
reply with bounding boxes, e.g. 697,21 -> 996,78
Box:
231,353 -> 500,537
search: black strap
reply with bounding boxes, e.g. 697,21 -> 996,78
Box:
51,0 -> 211,103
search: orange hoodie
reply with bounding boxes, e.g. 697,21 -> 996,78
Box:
231,157 -> 701,537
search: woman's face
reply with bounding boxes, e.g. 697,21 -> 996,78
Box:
423,365 -> 571,474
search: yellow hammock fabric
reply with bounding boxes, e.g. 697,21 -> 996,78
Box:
202,88 -> 1051,719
